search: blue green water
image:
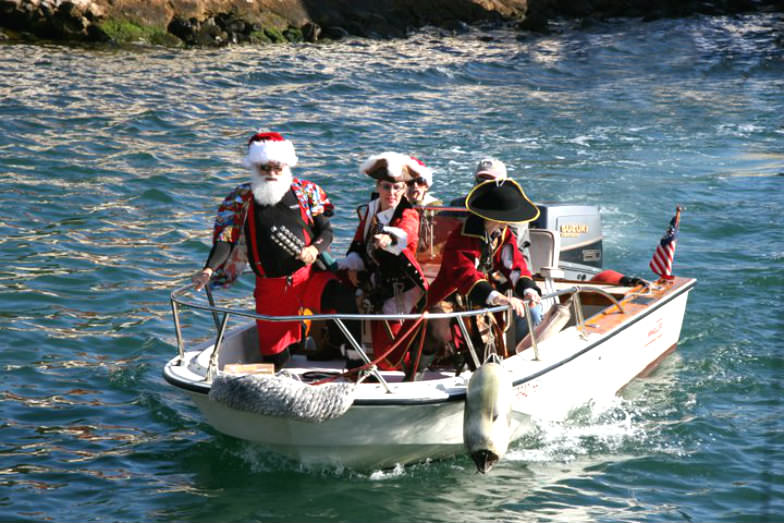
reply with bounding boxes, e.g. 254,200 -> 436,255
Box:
1,13 -> 782,522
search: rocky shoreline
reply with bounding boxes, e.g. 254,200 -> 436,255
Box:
0,0 -> 781,47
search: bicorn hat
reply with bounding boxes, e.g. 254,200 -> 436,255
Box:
242,131 -> 298,168
465,179 -> 540,223
360,152 -> 417,183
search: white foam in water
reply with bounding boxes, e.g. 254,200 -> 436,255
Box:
368,463 -> 407,480
506,396 -> 658,465
507,355 -> 694,467
232,440 -> 418,479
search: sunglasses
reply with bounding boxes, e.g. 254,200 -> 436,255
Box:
406,178 -> 428,187
378,182 -> 406,193
475,172 -> 497,181
255,163 -> 285,174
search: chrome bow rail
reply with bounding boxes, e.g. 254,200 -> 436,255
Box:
169,280 -> 624,391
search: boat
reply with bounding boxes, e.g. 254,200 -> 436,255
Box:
163,204 -> 696,472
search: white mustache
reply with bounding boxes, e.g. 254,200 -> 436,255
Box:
250,168 -> 292,206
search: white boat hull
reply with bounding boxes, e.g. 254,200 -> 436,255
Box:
189,391 -> 470,468
509,287 -> 690,422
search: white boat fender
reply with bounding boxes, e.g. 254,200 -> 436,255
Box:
209,372 -> 357,423
462,361 -> 513,474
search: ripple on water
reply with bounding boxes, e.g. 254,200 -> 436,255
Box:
0,12 -> 782,522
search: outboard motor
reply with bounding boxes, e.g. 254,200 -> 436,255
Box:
531,203 -> 603,281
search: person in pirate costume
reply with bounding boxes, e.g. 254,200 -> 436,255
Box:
337,152 -> 428,370
449,158 -> 532,259
405,156 -> 442,207
423,178 -> 543,365
193,131 -> 359,370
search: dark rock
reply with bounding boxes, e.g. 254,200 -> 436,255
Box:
215,12 -> 246,34
302,21 -> 321,42
86,23 -> 111,42
322,25 -> 349,40
341,20 -> 370,38
518,3 -> 552,33
0,0 -> 781,47
52,1 -> 88,38
443,20 -> 472,35
214,12 -> 252,44
168,16 -> 198,45
182,17 -> 229,47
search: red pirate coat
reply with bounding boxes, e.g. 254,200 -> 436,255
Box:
426,214 -> 539,309
345,197 -> 428,303
341,197 -> 428,369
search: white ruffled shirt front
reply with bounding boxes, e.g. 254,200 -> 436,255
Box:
338,199 -> 408,271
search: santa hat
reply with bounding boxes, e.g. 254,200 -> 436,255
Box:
407,156 -> 433,187
242,131 -> 298,168
359,152 -> 416,182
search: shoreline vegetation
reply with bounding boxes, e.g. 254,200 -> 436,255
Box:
0,0 -> 781,47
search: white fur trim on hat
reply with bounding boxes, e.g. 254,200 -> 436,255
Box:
407,156 -> 433,187
242,132 -> 298,168
359,152 -> 412,181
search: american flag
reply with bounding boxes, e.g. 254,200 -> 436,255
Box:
649,207 -> 681,280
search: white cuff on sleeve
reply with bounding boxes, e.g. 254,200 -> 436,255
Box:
523,288 -> 538,299
381,226 -> 407,255
486,290 -> 503,306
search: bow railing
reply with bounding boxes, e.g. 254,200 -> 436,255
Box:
169,279 -> 624,391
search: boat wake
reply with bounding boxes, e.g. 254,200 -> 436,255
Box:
506,348 -> 687,465
512,403 -> 655,465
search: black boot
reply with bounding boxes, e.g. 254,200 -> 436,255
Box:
262,347 -> 291,371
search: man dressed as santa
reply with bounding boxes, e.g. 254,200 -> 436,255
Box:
193,131 -> 358,369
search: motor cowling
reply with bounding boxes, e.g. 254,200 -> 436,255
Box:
531,203 -> 603,281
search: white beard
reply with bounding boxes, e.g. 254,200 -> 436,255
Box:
250,167 -> 293,206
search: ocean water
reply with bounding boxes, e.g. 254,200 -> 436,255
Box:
1,12 -> 782,522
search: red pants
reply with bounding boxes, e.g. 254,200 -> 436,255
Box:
371,320 -> 404,370
253,265 -> 335,356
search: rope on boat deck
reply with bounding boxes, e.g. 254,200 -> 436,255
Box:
310,313 -> 428,386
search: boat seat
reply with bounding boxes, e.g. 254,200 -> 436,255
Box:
527,228 -> 561,277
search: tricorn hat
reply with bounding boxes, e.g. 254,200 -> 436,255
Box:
465,179 -> 540,223
360,152 -> 417,183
